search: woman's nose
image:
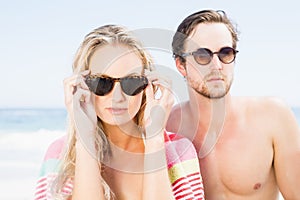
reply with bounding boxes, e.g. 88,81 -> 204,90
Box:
112,82 -> 126,102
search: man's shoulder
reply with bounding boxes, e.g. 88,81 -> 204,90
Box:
257,97 -> 297,125
241,97 -> 289,111
238,97 -> 295,126
235,96 -> 289,111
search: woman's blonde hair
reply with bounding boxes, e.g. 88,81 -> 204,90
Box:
52,24 -> 155,199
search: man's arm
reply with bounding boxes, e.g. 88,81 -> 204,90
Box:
272,99 -> 300,200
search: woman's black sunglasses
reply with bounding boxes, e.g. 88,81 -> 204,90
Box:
181,47 -> 239,65
85,75 -> 148,96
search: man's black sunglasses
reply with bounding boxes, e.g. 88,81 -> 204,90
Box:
182,47 -> 239,65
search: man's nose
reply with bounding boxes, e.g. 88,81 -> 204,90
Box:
210,54 -> 223,70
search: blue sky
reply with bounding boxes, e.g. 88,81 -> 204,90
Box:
0,0 -> 299,108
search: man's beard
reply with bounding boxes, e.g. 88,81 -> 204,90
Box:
186,72 -> 233,99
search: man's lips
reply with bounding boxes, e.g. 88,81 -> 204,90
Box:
207,77 -> 224,82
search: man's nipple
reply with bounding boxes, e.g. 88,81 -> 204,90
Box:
253,183 -> 261,190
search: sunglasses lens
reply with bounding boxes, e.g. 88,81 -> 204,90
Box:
193,48 -> 212,65
219,47 -> 236,64
86,77 -> 114,96
86,75 -> 148,96
121,76 -> 148,96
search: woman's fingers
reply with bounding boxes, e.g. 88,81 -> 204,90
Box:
145,81 -> 155,102
150,78 -> 173,108
64,70 -> 90,89
146,71 -> 172,98
145,71 -> 174,107
66,71 -> 97,137
81,69 -> 90,76
63,72 -> 90,106
73,87 -> 92,108
144,71 -> 175,139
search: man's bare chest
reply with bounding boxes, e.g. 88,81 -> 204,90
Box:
198,127 -> 275,196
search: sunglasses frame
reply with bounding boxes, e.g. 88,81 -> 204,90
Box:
85,74 -> 149,96
182,46 -> 239,65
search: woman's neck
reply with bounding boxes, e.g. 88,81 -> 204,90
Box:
103,121 -> 144,153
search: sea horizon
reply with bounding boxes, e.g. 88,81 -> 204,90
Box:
1,105 -> 299,130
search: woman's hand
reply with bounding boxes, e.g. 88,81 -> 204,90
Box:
143,71 -> 174,148
142,71 -> 175,200
63,70 -> 97,155
64,70 -> 105,200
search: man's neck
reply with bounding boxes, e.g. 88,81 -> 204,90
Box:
188,89 -> 232,128
187,89 -> 233,157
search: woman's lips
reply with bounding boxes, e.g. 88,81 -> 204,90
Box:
106,108 -> 128,115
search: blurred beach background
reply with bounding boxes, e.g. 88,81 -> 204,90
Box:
0,109 -> 66,199
1,0 -> 299,199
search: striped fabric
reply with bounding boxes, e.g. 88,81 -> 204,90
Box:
165,132 -> 205,200
34,131 -> 205,199
34,135 -> 73,200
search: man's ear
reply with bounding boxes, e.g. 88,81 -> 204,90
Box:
175,57 -> 187,77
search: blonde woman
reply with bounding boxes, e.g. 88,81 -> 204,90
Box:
34,25 -> 204,200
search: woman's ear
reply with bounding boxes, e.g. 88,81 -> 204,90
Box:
175,57 -> 187,77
